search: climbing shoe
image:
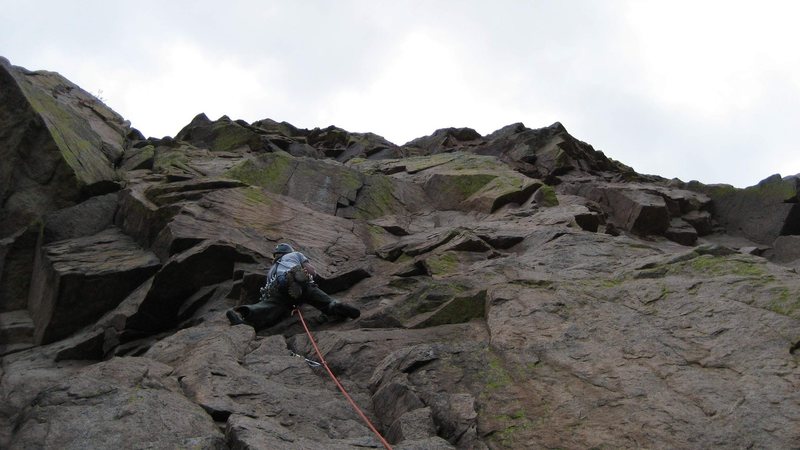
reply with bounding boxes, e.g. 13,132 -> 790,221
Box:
226,310 -> 245,325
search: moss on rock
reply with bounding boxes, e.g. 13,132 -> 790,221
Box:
425,251 -> 460,276
535,185 -> 559,207
767,287 -> 800,318
210,124 -> 259,153
224,152 -> 295,191
153,148 -> 191,173
685,254 -> 768,277
17,74 -> 120,189
351,176 -> 402,220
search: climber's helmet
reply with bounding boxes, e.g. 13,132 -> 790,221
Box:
273,243 -> 294,257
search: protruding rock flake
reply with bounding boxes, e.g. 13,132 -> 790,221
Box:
1,58 -> 798,449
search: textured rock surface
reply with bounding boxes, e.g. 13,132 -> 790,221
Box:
41,192 -> 119,243
9,357 -> 226,449
0,226 -> 39,311
27,228 -> 161,344
691,174 -> 799,245
1,59 -> 799,449
0,57 -> 128,236
0,311 -> 34,355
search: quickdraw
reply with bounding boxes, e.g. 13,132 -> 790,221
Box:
289,351 -> 322,368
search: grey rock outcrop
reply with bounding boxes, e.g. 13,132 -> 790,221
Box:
0,57 -> 129,236
689,174 -> 799,245
1,58 -> 799,450
9,357 -> 226,449
27,227 -> 160,344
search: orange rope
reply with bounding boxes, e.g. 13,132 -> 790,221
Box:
292,308 -> 393,450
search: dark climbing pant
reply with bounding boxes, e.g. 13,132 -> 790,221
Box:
234,284 -> 352,330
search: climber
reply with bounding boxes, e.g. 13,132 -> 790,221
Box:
226,243 -> 361,329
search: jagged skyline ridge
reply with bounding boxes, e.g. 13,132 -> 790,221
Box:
2,0 -> 799,188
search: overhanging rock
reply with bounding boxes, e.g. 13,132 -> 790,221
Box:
123,241 -> 257,334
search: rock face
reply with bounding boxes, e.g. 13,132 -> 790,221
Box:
0,57 -> 129,236
9,357 -> 226,449
1,58 -> 799,450
690,175 -> 800,245
27,228 -> 161,344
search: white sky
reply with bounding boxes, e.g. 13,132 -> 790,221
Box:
2,0 -> 798,187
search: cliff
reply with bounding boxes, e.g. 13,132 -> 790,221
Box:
1,57 -> 799,449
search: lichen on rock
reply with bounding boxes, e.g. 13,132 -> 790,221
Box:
1,58 -> 799,450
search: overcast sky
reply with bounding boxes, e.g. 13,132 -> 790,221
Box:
2,1 -> 798,187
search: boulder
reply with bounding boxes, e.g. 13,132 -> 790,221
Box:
26,228 -> 161,344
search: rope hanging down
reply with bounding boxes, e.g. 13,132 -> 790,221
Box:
292,307 -> 393,450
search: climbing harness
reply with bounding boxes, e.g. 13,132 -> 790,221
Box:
292,307 -> 393,450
